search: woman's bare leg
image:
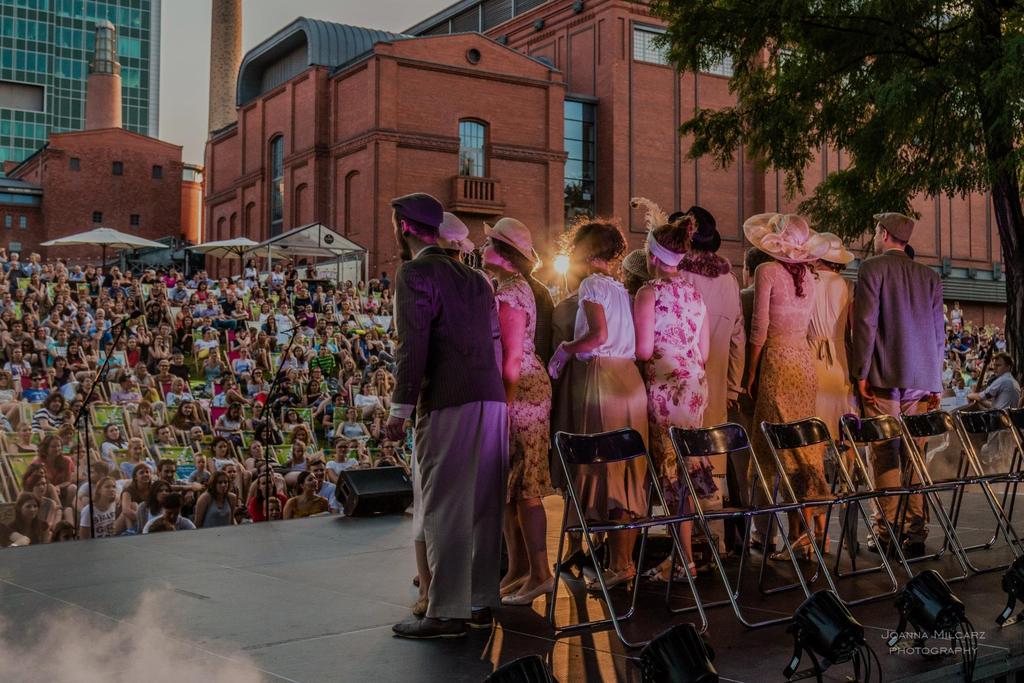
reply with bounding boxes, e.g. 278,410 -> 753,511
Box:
516,497 -> 552,591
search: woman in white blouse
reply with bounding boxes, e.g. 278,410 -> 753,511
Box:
549,221 -> 649,591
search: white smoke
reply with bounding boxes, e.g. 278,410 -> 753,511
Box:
0,591 -> 264,683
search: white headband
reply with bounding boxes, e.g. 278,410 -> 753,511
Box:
646,231 -> 684,267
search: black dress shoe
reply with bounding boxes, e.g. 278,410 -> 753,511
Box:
468,607 -> 493,629
392,617 -> 467,639
903,541 -> 927,559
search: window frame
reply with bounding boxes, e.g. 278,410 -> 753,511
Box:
92,211 -> 103,224
269,135 -> 285,237
632,24 -> 734,77
458,119 -> 487,178
112,160 -> 123,176
563,98 -> 597,222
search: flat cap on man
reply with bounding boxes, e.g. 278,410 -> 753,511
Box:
391,193 -> 444,230
873,212 -> 915,242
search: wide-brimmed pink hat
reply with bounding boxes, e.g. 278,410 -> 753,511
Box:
484,217 -> 539,265
817,232 -> 855,265
743,213 -> 830,264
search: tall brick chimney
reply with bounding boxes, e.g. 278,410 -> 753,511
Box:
208,0 -> 242,133
84,20 -> 122,130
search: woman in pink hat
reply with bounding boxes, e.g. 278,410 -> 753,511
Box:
742,213 -> 831,560
482,218 -> 555,606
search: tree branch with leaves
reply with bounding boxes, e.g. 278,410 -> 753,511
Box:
651,0 -> 1024,372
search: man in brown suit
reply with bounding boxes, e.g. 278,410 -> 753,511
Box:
851,212 -> 944,557
385,193 -> 508,639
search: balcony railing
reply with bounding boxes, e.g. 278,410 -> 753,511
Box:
450,175 -> 505,215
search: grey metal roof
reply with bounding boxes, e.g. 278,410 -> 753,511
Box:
405,0 -> 552,37
236,18 -> 411,105
405,0 -> 483,35
0,177 -> 42,192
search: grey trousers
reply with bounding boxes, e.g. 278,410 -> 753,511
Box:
414,400 -> 508,619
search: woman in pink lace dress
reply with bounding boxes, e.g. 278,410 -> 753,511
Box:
742,214 -> 830,560
634,219 -> 711,581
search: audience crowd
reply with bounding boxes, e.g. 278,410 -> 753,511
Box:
0,247 -> 411,547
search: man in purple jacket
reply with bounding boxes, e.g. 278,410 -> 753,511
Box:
851,212 -> 945,557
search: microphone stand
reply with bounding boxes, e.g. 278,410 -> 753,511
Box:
258,322 -> 304,521
72,310 -> 142,538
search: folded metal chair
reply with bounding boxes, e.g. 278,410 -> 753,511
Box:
948,409 -> 1024,567
549,428 -> 707,648
758,417 -> 911,605
669,422 -> 827,627
760,418 -> 913,607
901,410 -> 1013,574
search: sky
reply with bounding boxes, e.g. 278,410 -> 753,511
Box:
160,0 -> 448,164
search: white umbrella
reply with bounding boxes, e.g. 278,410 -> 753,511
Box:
188,237 -> 263,260
42,226 -> 168,264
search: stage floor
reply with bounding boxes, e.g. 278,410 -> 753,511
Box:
1,493 -> 1023,682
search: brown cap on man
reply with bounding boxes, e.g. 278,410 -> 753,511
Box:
873,212 -> 915,242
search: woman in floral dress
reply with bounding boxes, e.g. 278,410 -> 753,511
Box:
634,218 -> 711,581
481,218 -> 555,606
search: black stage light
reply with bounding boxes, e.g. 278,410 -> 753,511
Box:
485,655 -> 556,683
889,569 -> 976,681
997,555 -> 1024,626
638,622 -> 718,683
890,570 -> 965,643
784,590 -> 880,682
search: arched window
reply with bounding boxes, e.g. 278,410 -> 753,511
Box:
269,135 -> 285,237
216,216 -> 226,240
458,120 -> 487,177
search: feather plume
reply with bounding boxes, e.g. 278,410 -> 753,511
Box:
630,196 -> 668,233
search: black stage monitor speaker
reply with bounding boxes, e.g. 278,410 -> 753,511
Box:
336,466 -> 413,516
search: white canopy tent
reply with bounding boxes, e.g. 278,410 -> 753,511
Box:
253,223 -> 368,284
41,226 -> 168,264
188,237 -> 263,260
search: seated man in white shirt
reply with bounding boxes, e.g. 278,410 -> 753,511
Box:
308,458 -> 341,514
968,352 -> 1022,469
142,492 -> 197,533
967,352 -> 1021,410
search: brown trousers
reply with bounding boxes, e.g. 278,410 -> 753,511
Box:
865,391 -> 930,543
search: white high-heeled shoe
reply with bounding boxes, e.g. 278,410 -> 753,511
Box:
501,578 -> 555,606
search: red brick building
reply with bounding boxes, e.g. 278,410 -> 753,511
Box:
204,18 -> 566,277
4,129 -> 187,260
0,20 -> 201,263
206,1 -> 1005,319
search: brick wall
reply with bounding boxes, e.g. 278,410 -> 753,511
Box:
0,204 -> 43,255
7,128 -> 184,264
206,32 -> 566,277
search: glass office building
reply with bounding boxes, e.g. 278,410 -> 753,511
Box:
0,0 -> 160,169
